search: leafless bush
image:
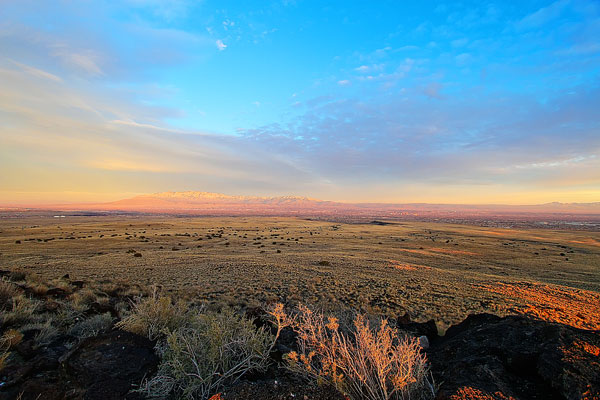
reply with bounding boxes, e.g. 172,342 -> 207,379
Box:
284,304 -> 435,400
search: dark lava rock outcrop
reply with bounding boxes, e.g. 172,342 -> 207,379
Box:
61,330 -> 158,400
0,330 -> 158,400
428,314 -> 600,400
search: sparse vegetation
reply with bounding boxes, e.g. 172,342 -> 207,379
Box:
0,348 -> 8,371
2,216 -> 599,330
0,216 -> 599,399
54,300 -> 86,328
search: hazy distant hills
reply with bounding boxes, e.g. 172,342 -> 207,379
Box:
4,191 -> 600,217
102,191 -> 340,211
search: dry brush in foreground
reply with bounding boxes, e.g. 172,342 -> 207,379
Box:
283,304 -> 435,400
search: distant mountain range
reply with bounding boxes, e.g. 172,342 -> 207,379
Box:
7,191 -> 599,217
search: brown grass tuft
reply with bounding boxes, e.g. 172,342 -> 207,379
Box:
2,296 -> 39,326
0,349 -> 8,371
0,279 -> 22,310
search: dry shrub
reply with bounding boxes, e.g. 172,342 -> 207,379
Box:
18,319 -> 59,348
28,283 -> 49,296
95,294 -> 111,307
8,271 -> 26,282
0,349 -> 8,371
32,320 -> 59,347
1,296 -> 38,326
69,313 -> 113,339
0,279 -> 21,310
284,305 -> 435,400
138,306 -> 284,400
47,278 -> 74,293
70,288 -> 99,311
54,300 -> 86,328
0,329 -> 24,348
0,329 -> 24,371
116,288 -> 189,340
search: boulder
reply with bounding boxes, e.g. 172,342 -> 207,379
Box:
60,330 -> 158,400
428,314 -> 600,400
46,287 -> 69,298
396,312 -> 439,341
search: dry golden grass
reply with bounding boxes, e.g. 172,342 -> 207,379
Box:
448,387 -> 512,400
2,296 -> 39,326
474,281 -> 600,330
70,287 -> 99,310
0,349 -> 8,371
0,328 -> 23,372
1,215 -> 599,329
0,279 -> 21,309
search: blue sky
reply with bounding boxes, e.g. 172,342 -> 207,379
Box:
0,0 -> 599,203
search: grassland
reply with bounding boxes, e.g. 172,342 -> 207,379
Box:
1,215 -> 599,330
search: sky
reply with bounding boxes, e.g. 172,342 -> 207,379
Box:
0,0 -> 599,205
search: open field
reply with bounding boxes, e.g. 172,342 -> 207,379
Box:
1,215 -> 599,330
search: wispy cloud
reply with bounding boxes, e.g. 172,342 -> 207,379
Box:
0,59 -> 317,201
7,60 -> 62,82
216,39 -> 227,51
54,49 -> 105,76
126,0 -> 195,21
516,0 -> 570,30
0,1 -> 598,203
239,82 -> 600,198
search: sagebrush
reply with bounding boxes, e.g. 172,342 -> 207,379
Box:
116,287 -> 189,340
138,305 -> 285,400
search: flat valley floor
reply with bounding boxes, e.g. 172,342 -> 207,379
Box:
1,215 -> 599,330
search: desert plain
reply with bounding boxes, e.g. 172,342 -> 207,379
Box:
2,214 -> 599,331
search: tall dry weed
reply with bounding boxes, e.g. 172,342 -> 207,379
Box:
284,304 -> 435,400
